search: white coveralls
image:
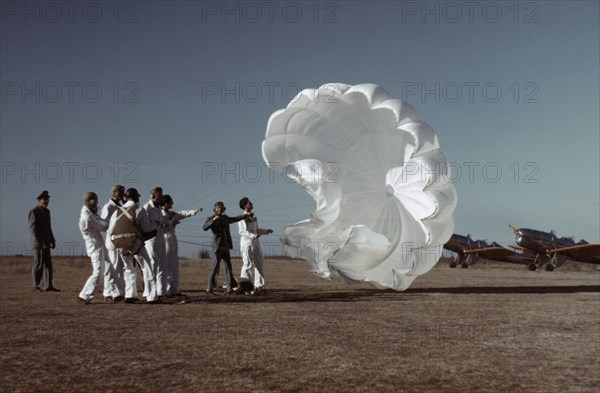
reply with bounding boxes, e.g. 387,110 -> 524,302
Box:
162,209 -> 199,295
238,216 -> 270,288
78,206 -> 109,301
107,200 -> 157,302
139,200 -> 166,297
101,199 -> 126,298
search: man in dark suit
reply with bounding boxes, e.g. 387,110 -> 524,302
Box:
203,201 -> 249,294
29,190 -> 59,291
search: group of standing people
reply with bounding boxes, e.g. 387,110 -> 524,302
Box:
203,198 -> 273,295
28,186 -> 273,304
77,185 -> 201,304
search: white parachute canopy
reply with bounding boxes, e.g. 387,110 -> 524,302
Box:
262,83 -> 457,291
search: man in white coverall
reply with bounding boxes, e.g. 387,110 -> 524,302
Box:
100,185 -> 126,301
160,194 -> 202,296
107,187 -> 159,303
140,187 -> 167,297
78,192 -> 109,304
237,197 -> 273,293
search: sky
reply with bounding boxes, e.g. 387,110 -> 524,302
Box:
1,0 -> 599,258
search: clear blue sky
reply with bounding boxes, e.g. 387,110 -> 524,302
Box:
1,0 -> 599,257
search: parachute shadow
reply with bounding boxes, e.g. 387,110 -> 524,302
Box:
180,288 -> 412,304
404,285 -> 600,295
177,285 -> 600,304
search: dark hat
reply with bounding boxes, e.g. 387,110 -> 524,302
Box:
112,184 -> 125,193
160,194 -> 173,206
37,190 -> 50,200
125,188 -> 141,199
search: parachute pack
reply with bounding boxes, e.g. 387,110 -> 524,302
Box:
110,204 -> 159,255
110,204 -> 140,252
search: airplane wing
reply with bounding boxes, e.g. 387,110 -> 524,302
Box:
509,245 -> 537,256
463,247 -> 515,259
547,243 -> 600,257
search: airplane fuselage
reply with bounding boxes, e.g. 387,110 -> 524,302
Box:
444,234 -> 474,254
515,228 -> 600,264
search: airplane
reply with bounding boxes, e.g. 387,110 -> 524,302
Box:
509,225 -> 600,271
443,234 -> 535,269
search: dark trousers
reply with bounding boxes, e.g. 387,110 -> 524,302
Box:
207,248 -> 237,291
32,248 -> 53,289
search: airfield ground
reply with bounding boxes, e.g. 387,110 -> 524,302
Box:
1,256 -> 599,393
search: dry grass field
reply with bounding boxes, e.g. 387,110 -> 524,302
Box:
1,255 -> 599,393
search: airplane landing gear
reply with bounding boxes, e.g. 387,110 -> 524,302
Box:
544,264 -> 555,272
527,263 -> 537,271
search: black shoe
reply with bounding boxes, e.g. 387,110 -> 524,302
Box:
77,297 -> 90,305
45,287 -> 60,292
113,296 -> 125,302
147,299 -> 162,304
104,296 -> 115,303
124,298 -> 137,304
205,289 -> 214,295
33,287 -> 43,292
